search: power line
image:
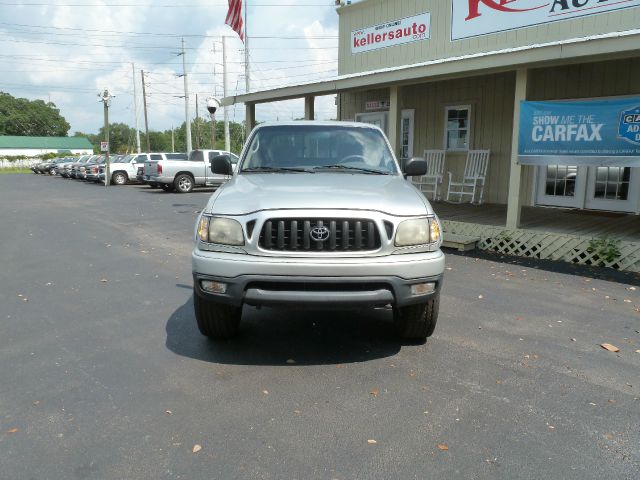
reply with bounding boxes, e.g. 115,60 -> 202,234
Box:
0,82 -> 134,95
0,22 -> 339,39
0,37 -> 201,50
0,53 -> 337,66
0,1 -> 336,6
0,36 -> 337,51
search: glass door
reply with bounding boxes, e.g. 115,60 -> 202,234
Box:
585,167 -> 640,213
536,165 -> 587,209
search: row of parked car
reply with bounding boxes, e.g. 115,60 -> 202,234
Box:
30,149 -> 240,193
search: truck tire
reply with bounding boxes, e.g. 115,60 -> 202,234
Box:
174,173 -> 194,193
393,293 -> 439,340
194,292 -> 241,339
112,171 -> 128,185
49,168 -> 56,175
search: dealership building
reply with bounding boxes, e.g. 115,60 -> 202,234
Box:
224,0 -> 640,271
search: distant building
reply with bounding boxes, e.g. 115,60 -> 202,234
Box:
0,136 -> 94,157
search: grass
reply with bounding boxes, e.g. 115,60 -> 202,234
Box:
0,168 -> 33,174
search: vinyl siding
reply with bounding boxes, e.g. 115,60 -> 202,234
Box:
339,58 -> 640,205
338,0 -> 640,76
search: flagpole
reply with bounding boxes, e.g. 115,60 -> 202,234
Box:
244,0 -> 250,94
223,36 -> 231,153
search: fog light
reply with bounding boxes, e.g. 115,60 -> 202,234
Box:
411,282 -> 435,296
201,280 -> 227,294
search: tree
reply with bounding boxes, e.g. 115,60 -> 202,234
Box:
95,123 -> 137,154
0,92 -> 70,136
147,131 -> 172,152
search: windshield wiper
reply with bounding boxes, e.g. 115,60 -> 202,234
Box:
313,165 -> 390,175
242,166 -> 315,173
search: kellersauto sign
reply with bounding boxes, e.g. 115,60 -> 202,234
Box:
351,12 -> 431,54
452,0 -> 640,40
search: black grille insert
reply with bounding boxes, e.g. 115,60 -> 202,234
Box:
259,218 -> 381,252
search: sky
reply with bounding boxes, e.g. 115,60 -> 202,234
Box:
0,0 -> 358,136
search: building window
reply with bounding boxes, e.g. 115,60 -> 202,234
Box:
545,165 -> 577,197
444,106 -> 470,151
400,109 -> 415,163
594,167 -> 630,201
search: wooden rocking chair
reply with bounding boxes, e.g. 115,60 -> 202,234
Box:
446,150 -> 490,204
411,150 -> 446,201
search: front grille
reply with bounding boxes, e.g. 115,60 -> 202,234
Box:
259,218 -> 381,252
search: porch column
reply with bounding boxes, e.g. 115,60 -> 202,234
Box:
245,102 -> 256,140
304,95 -> 315,120
388,86 -> 402,158
506,69 -> 530,229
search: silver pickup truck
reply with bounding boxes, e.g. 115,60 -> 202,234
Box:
192,122 -> 445,340
141,152 -> 187,189
144,149 -> 239,193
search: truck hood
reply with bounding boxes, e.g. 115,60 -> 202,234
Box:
207,173 -> 432,217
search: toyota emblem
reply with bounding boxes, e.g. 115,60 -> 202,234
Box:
310,225 -> 330,242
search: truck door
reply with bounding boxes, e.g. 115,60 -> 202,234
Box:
185,151 -> 206,184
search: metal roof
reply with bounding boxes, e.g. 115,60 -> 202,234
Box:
0,136 -> 93,149
221,28 -> 640,107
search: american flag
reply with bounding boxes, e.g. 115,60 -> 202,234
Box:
225,0 -> 244,42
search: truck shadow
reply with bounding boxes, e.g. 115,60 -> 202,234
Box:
165,296 -> 406,366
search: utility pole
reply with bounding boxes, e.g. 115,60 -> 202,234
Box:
181,38 -> 193,153
98,88 -> 114,186
141,70 -> 150,153
222,36 -> 230,152
211,116 -> 216,149
171,126 -> 175,153
132,63 -> 141,153
195,94 -> 200,150
212,40 -> 217,150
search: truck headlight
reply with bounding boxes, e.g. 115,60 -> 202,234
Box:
198,216 -> 244,246
395,218 -> 440,247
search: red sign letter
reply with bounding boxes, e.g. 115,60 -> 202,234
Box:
465,0 -> 549,21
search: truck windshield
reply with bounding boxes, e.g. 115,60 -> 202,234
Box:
241,125 -> 398,175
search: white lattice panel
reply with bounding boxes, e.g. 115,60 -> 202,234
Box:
442,220 -> 640,273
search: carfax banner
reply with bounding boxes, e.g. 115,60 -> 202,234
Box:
518,97 -> 640,166
452,0 -> 640,41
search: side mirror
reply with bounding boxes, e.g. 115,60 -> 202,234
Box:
403,157 -> 427,177
211,155 -> 233,175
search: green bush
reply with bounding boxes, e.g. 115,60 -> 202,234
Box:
588,237 -> 622,266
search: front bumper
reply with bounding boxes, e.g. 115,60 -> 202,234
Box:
192,249 -> 445,308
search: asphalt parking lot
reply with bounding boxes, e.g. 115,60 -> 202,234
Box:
1,174 -> 639,479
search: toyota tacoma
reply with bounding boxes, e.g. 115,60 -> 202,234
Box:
192,122 -> 444,340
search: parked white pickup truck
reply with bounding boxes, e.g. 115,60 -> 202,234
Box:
98,153 -> 151,185
143,149 -> 239,193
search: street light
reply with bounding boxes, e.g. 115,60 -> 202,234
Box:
98,88 -> 115,186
